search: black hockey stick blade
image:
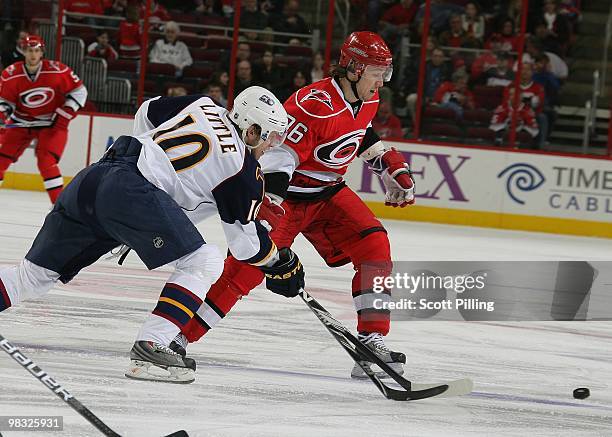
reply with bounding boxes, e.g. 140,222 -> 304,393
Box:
299,290 -> 473,401
0,334 -> 189,437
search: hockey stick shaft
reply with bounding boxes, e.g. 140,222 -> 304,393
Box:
299,289 -> 476,401
298,290 -> 411,390
0,334 -> 122,436
0,334 -> 190,436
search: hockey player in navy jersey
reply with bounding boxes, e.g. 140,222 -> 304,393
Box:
0,86 -> 304,383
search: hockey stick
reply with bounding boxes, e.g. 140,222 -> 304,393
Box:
299,289 -> 473,401
0,334 -> 188,437
0,119 -> 52,129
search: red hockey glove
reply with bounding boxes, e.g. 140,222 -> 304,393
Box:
52,106 -> 76,130
257,194 -> 285,230
381,148 -> 415,207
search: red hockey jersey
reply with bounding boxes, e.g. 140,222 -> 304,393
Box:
0,60 -> 86,124
260,77 -> 379,198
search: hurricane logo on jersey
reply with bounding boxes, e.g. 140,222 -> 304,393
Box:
300,89 -> 333,110
19,87 -> 55,109
314,130 -> 364,168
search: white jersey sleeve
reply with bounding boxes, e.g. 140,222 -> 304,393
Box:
258,143 -> 299,177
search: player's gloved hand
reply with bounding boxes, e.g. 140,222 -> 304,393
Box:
0,106 -> 11,127
51,106 -> 76,130
380,148 -> 415,207
259,247 -> 304,298
256,194 -> 285,230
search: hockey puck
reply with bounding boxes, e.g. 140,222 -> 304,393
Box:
573,388 -> 590,399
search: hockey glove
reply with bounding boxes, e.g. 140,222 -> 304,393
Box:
259,247 -> 304,298
256,194 -> 285,230
51,106 -> 76,130
380,148 -> 415,207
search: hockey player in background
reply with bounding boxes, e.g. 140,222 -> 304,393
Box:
176,32 -> 416,380
0,86 -> 305,384
0,35 -> 88,203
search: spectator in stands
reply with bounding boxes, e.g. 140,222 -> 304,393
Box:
278,68 -> 309,101
461,1 -> 485,43
490,87 -> 539,146
260,0 -> 284,16
558,0 -> 580,30
525,38 -> 568,80
537,0 -> 571,55
433,69 -> 475,119
167,86 -> 188,97
438,14 -> 480,49
504,0 -> 522,24
533,53 -> 560,141
205,81 -> 227,106
212,70 -> 229,91
310,51 -> 324,83
533,54 -> 561,107
378,0 -> 418,50
372,100 -> 403,139
88,29 -> 119,62
509,62 -> 547,147
485,17 -> 519,52
237,41 -> 252,62
104,0 -> 127,17
470,50 -> 498,83
142,0 -> 172,25
192,0 -> 224,16
415,0 -> 464,34
149,21 -> 193,77
65,0 -> 103,25
405,47 -> 452,123
271,0 -> 310,43
118,5 -> 142,60
482,51 -> 515,87
254,49 -> 284,91
222,40 -> 251,70
234,60 -> 254,95
532,21 -> 563,56
239,0 -> 269,40
1,30 -> 26,68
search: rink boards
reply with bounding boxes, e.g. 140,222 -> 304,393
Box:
2,113 -> 611,238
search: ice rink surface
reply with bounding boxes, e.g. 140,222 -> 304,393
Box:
0,189 -> 611,437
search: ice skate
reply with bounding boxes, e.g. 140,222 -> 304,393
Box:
125,341 -> 196,384
350,333 -> 406,379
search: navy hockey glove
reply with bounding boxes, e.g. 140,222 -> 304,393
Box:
259,247 -> 304,298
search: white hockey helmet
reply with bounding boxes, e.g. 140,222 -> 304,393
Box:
229,86 -> 288,149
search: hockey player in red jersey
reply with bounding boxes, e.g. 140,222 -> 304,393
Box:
175,31 -> 416,379
0,35 -> 88,203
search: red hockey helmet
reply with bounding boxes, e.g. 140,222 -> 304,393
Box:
22,35 -> 45,50
339,31 -> 393,82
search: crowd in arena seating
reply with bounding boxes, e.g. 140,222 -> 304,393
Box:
372,0 -> 580,147
0,0 -> 582,148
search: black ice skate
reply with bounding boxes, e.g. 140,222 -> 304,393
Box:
125,341 -> 196,384
350,332 -> 406,379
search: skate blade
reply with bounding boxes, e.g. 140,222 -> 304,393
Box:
351,361 -> 404,379
125,360 -> 195,384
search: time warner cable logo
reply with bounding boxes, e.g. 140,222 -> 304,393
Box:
497,163 -> 546,205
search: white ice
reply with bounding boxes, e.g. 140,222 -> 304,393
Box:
0,189 -> 611,437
